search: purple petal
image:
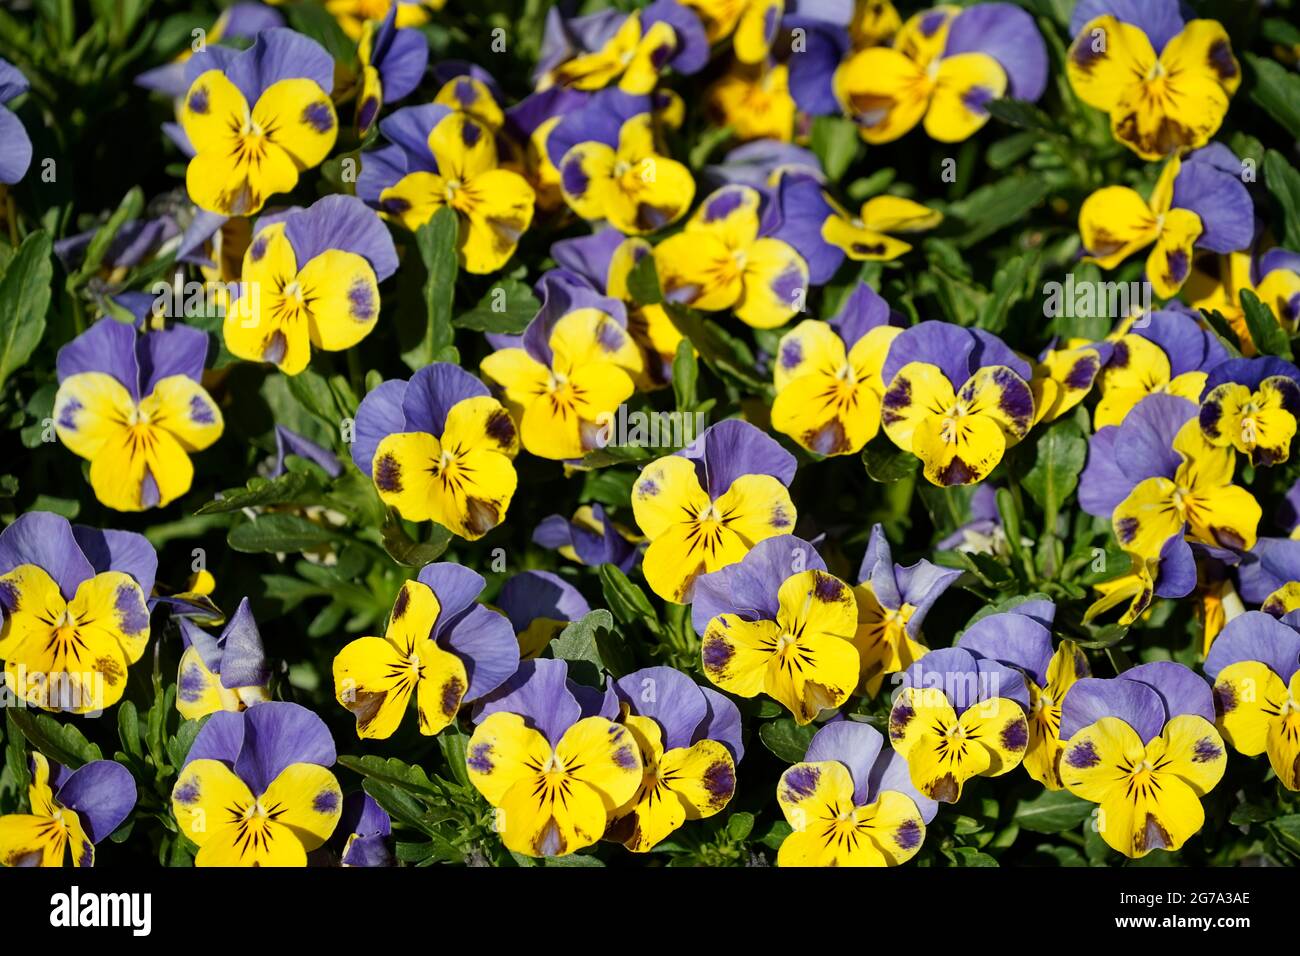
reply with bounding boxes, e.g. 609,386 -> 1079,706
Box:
871,748 -> 938,823
497,570 -> 590,633
644,0 -> 710,75
56,319 -> 141,400
415,562 -> 487,638
881,321 -> 1031,387
695,685 -> 744,762
703,140 -> 823,190
183,711 -> 246,768
550,228 -> 625,290
785,19 -> 848,116
1114,393 -> 1196,484
1078,426 -> 1130,517
0,57 -> 30,103
137,324 -> 210,396
1069,0 -> 1184,53
957,611 -> 1054,688
351,379 -> 408,475
531,515 -> 575,552
439,604 -> 521,702
678,419 -> 796,500
401,363 -> 490,438
944,3 -> 1048,102
473,658 -> 583,746
829,282 -> 896,349
70,526 -> 157,597
894,559 -> 962,637
0,106 -> 31,185
233,701 -> 337,795
0,512 -> 96,600
1133,309 -> 1228,376
283,195 -> 398,282
1155,535 -> 1197,598
613,665 -> 709,750
358,143 -> 413,206
1204,356 -> 1300,393
1059,676 -> 1166,744
224,28 -> 335,103
804,720 -> 883,805
375,24 -> 428,104
273,425 -> 342,478
1238,537 -> 1300,604
1205,611 -> 1300,684
523,269 -> 627,367
691,534 -> 826,635
1121,660 -> 1214,725
217,597 -> 269,689
55,761 -> 137,844
1173,161 -> 1253,255
763,173 -> 840,285
547,89 -> 649,168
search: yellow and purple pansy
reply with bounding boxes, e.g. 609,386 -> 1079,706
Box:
355,6 -> 429,135
1185,248 -> 1300,355
1205,611 -> 1300,791
495,569 -> 591,660
879,320 -> 1035,486
853,522 -> 960,696
764,171 -> 942,284
956,600 -> 1090,790
603,665 -> 741,851
777,719 -> 936,867
466,658 -> 643,858
227,195 -> 398,375
0,754 -> 136,867
176,597 -> 270,720
335,792 -> 393,867
171,701 -> 343,866
535,0 -> 709,94
707,58 -> 798,143
480,271 -> 643,461
693,535 -> 860,724
682,0 -> 784,63
1092,308 -> 1228,429
633,419 -> 797,603
1058,662 -> 1226,858
353,362 -> 519,539
1066,0 -> 1240,160
549,89 -> 696,236
1029,338 -> 1110,426
834,3 -> 1047,144
1198,357 -> 1300,468
362,103 -> 536,274
326,0 -> 443,42
771,283 -> 904,455
888,645 -> 1030,803
53,317 -> 222,511
655,184 -> 809,330
533,504 -> 641,573
1079,146 -> 1253,299
333,563 -> 519,739
179,29 -> 338,216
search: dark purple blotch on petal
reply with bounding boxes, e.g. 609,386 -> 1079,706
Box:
485,408 -> 516,447
814,575 -> 844,603
467,742 -> 493,774
1193,737 -> 1223,763
174,779 -> 201,805
1116,516 -> 1139,545
302,101 -> 335,133
704,760 -> 735,803
115,585 -> 149,635
187,87 -> 210,115
348,279 -> 376,321
561,158 -> 589,198
440,677 -> 465,717
889,700 -> 914,742
1065,739 -> 1100,769
1208,40 -> 1238,81
1065,355 -> 1098,390
614,744 -> 638,770
702,635 -> 733,671
1000,718 -> 1028,752
374,453 -> 402,493
894,818 -> 922,851
1199,399 -> 1223,439
782,765 -> 820,800
313,789 -> 340,813
189,394 -> 215,425
392,585 -> 411,620
780,339 -> 803,370
1213,681 -> 1236,714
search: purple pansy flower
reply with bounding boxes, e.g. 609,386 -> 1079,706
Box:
0,753 -> 136,866
356,6 -> 429,135
0,57 -> 33,184
495,569 -> 592,660
532,503 -> 641,574
335,792 -> 394,867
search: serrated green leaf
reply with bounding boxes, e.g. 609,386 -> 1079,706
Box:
228,513 -> 340,553
453,278 -> 539,333
8,710 -> 103,769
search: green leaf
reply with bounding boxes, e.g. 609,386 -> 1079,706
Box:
196,470 -> 325,514
1264,150 -> 1300,251
976,253 -> 1035,333
0,231 -> 53,389
453,278 -> 540,333
380,511 -> 453,566
663,303 -> 769,393
8,710 -> 103,769
1022,419 -> 1087,520
227,513 -> 340,553
809,115 -> 862,181
551,609 -> 616,669
285,366 -> 344,427
337,754 -> 444,800
984,98 -> 1062,138
71,187 -> 144,286
598,564 -> 661,636
945,176 -> 1050,247
1248,54 -> 1300,141
1241,288 -> 1292,360
1013,789 -> 1094,833
862,434 -> 919,482
402,207 -> 460,370
627,252 -> 663,305
117,700 -> 142,758
437,731 -> 472,789
671,339 -> 698,411
726,811 -> 755,842
758,718 -> 816,763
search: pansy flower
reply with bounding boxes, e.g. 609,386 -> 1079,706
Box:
0,754 -> 135,867
1198,357 -> 1300,467
777,720 -> 936,867
533,504 -> 641,574
879,321 -> 1035,486
467,659 -> 642,858
702,139 -> 822,190
834,3 -> 1047,144
633,419 -> 797,603
764,172 -> 941,285
771,283 -> 903,455
1058,662 -> 1226,858
172,702 -> 343,866
1079,148 -> 1253,299
693,535 -> 860,725
706,59 -> 797,143
430,62 -> 508,133
536,1 -> 709,94
353,363 -> 519,539
480,273 -> 643,461
956,601 -> 1090,790
53,318 -> 222,511
1205,611 -> 1300,790
505,87 -> 591,212
326,0 -> 442,41
54,212 -> 181,283
888,646 -> 1030,803
1108,399 -> 1260,562
228,195 -> 398,375
549,90 -> 695,236
496,570 -> 591,660
0,58 -> 32,184
552,227 -> 686,387
604,666 -> 741,851
355,7 -> 429,135
1084,539 -> 1197,627
1066,0 -> 1240,160
1029,338 -> 1110,426
336,793 -> 393,867
1092,309 -> 1227,429
333,563 -> 519,739
853,523 -> 960,696
176,598 -> 270,720
180,29 -> 337,216
369,107 -> 535,274
1185,249 -> 1300,354
682,0 -> 782,63
655,184 -> 809,330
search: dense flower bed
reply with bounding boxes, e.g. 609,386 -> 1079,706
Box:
2,0 -> 1300,868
